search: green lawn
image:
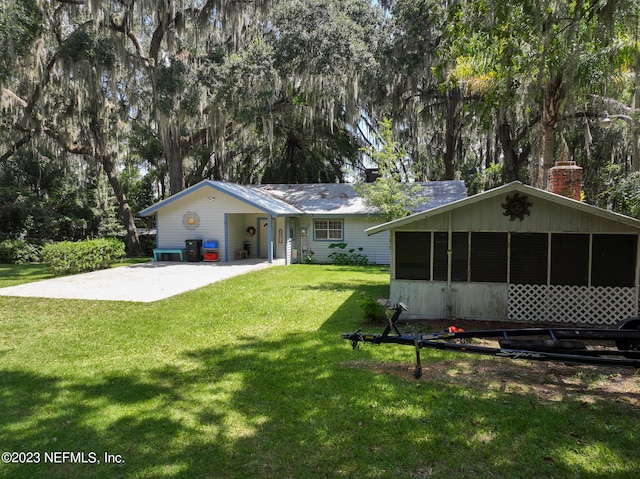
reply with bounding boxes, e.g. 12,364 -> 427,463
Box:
0,264 -> 638,478
0,263 -> 54,288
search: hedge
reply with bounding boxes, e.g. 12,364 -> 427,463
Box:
41,238 -> 126,276
0,239 -> 41,264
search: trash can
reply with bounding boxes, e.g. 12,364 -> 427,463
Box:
185,239 -> 203,262
243,241 -> 251,258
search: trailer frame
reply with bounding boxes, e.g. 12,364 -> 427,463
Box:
341,303 -> 640,379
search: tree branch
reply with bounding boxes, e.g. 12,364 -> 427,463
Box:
109,17 -> 151,66
1,88 -> 28,108
0,133 -> 32,163
41,126 -> 87,155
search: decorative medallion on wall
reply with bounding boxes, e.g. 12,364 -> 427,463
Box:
502,193 -> 532,221
182,211 -> 201,230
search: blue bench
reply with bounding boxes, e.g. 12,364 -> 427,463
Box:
153,248 -> 187,262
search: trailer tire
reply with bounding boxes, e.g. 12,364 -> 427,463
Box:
615,317 -> 640,356
414,365 -> 422,379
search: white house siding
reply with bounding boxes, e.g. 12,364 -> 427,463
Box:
296,216 -> 391,264
157,188 -> 264,262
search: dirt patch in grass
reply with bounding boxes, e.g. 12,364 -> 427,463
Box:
344,319 -> 640,409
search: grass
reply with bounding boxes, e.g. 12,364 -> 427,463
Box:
0,263 -> 53,288
0,264 -> 639,478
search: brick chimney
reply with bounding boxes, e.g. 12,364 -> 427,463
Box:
547,160 -> 583,201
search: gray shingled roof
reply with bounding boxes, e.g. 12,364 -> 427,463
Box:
250,181 -> 467,215
139,180 -> 467,217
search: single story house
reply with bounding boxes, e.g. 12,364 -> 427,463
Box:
138,180 -> 467,265
366,181 -> 640,325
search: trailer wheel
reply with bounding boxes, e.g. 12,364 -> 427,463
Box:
414,365 -> 422,379
615,318 -> 640,355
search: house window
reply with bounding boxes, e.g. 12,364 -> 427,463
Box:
395,232 -> 430,280
551,234 -> 589,286
592,235 -> 636,287
470,232 -> 508,282
314,219 -> 343,240
510,233 -> 548,285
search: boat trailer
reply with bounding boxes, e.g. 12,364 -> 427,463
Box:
341,303 -> 640,379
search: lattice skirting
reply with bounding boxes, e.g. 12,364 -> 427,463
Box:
508,284 -> 638,325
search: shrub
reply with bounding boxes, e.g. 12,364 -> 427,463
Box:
328,243 -> 369,265
357,293 -> 384,323
300,250 -> 315,264
139,234 -> 157,257
0,239 -> 41,264
41,238 -> 125,276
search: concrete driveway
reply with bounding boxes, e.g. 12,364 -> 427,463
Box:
0,259 -> 276,302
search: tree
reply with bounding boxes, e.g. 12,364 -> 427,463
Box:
382,0 -> 640,195
1,3 -> 143,253
4,0 -> 640,250
444,0 -> 632,187
207,0 -> 384,184
354,119 -> 421,221
0,0 -> 43,84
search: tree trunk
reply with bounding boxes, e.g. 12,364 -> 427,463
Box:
498,122 -> 519,183
162,117 -> 185,194
541,123 -> 556,185
443,89 -> 460,180
540,75 -> 564,187
100,153 -> 142,257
